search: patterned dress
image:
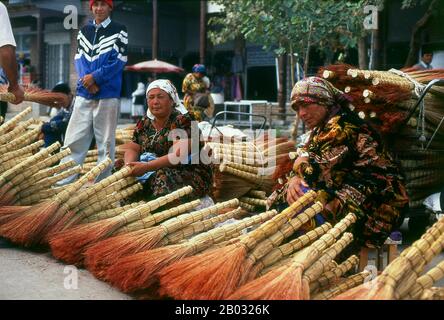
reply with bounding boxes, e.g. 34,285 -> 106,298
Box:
293,109 -> 409,247
132,110 -> 213,203
182,73 -> 207,122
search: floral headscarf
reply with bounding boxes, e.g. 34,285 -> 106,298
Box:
290,76 -> 348,111
146,79 -> 188,120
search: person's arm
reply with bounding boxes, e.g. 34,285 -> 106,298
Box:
89,26 -> 128,87
0,45 -> 24,104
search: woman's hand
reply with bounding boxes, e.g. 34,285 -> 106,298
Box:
293,156 -> 309,173
286,175 -> 309,205
126,161 -> 151,177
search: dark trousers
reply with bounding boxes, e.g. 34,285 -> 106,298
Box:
0,101 -> 7,119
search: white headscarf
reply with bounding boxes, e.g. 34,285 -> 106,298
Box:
145,79 -> 188,120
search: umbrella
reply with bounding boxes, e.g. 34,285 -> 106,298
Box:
125,59 -> 184,74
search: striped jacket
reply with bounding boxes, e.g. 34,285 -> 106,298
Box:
75,17 -> 127,100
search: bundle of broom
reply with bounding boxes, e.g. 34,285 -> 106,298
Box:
81,148 -> 126,175
0,158 -> 113,247
48,186 -> 195,266
0,106 -> 32,136
334,217 -> 444,300
227,212 -> 357,300
115,127 -> 135,145
83,198 -> 240,279
238,190 -> 268,212
0,85 -> 69,107
156,190 -> 318,300
105,208 -> 278,294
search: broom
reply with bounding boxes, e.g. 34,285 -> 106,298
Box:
0,118 -> 36,146
107,209 -> 277,293
403,260 -> 444,299
334,219 -> 444,300
84,199 -> 239,277
312,270 -> 371,300
227,213 -> 356,300
0,158 -> 112,247
82,200 -> 202,278
80,201 -> 146,224
0,140 -> 44,169
0,106 -> 32,136
0,84 -> 69,107
156,191 -> 317,300
0,123 -> 43,155
49,186 -> 194,265
228,232 -> 354,300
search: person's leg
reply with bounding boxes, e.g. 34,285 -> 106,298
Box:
57,96 -> 95,184
0,101 -> 7,118
93,98 -> 119,182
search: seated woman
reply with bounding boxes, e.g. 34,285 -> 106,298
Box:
124,79 -> 213,203
282,77 -> 409,248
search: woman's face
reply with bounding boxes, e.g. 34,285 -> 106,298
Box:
147,88 -> 173,119
297,103 -> 328,129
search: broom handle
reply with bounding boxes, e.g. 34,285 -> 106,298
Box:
0,106 -> 32,135
16,187 -> 61,205
116,199 -> 202,234
239,197 -> 267,207
164,207 -> 243,244
64,166 -> 133,209
219,164 -> 269,185
224,161 -> 259,174
239,202 -> 255,212
405,260 -> 444,300
20,160 -> 77,190
303,232 -> 354,283
248,190 -> 267,199
246,202 -> 324,263
239,190 -> 317,250
76,183 -> 143,218
77,177 -> 136,211
0,124 -> 43,154
55,158 -> 113,203
0,140 -> 44,163
81,201 -> 146,224
310,255 -> 359,294
259,223 -> 332,271
11,148 -> 73,192
0,121 -> 26,145
0,141 -> 61,184
312,271 -> 371,300
18,166 -> 82,198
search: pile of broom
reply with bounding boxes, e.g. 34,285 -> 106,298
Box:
318,64 -> 444,211
206,134 -> 296,204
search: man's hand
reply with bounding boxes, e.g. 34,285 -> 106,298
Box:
286,175 -> 309,205
126,162 -> 151,177
8,83 -> 24,104
81,74 -> 96,89
87,83 -> 100,95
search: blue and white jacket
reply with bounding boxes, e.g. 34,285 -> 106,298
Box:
75,17 -> 128,100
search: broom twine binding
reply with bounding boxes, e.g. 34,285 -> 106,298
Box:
81,201 -> 146,224
312,270 -> 371,300
0,124 -> 43,154
0,106 -> 32,135
0,140 -> 44,163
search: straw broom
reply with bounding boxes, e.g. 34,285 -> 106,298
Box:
228,232 -> 354,300
80,201 -> 146,224
312,270 -> 371,300
0,118 -> 36,146
49,186 -> 194,265
247,223 -> 332,282
334,219 -> 444,300
404,260 -> 444,299
0,85 -> 69,107
108,209 -> 277,293
247,190 -> 267,199
82,200 -> 202,277
84,199 -> 239,277
0,140 -> 44,167
0,106 -> 32,136
0,123 -> 43,155
419,287 -> 444,300
156,191 -> 317,300
309,255 -> 359,294
228,213 -> 356,300
0,158 -> 112,247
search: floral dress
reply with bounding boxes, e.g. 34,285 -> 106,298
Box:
280,109 -> 409,247
182,73 -> 207,121
132,110 -> 213,203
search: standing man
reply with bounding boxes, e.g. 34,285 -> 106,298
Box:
0,2 -> 24,106
60,0 -> 127,183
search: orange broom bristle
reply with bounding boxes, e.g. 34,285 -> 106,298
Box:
106,244 -> 192,293
0,206 -> 30,216
49,218 -> 122,266
333,279 -> 394,300
158,243 -> 248,300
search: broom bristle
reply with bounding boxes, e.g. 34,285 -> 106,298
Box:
0,201 -> 60,247
84,229 -> 152,279
332,279 -> 393,300
42,209 -> 77,243
0,182 -> 13,202
106,244 -> 192,293
0,188 -> 17,206
228,263 -> 306,300
158,244 -> 248,300
0,206 -> 29,216
49,219 -> 121,266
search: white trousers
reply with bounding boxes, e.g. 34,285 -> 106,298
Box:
58,96 -> 120,184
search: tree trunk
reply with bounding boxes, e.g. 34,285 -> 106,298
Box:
404,0 -> 438,68
152,0 -> 158,79
278,54 -> 287,120
358,36 -> 368,69
199,0 -> 207,65
304,21 -> 313,76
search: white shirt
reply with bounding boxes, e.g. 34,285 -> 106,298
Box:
0,2 -> 16,48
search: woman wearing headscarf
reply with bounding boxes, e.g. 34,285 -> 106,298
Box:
283,76 -> 409,248
124,79 -> 213,202
182,64 -> 208,121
